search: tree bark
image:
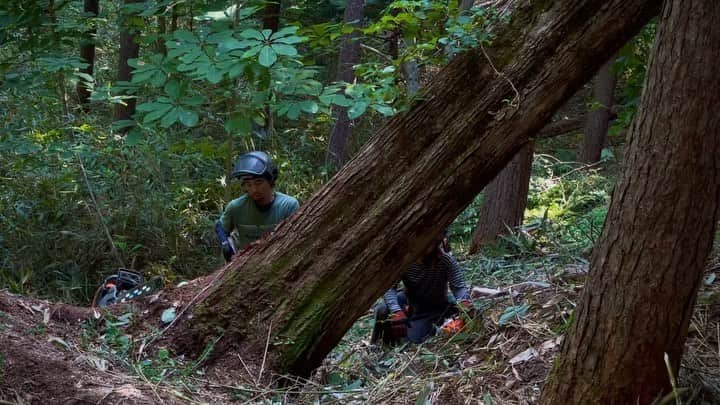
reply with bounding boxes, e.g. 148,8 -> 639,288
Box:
469,142 -> 533,253
540,1 -> 720,403
326,0 -> 365,169
578,57 -> 617,163
77,0 -> 99,109
178,0 -> 660,378
113,0 -> 142,124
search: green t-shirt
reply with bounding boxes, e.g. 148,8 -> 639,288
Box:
220,191 -> 299,250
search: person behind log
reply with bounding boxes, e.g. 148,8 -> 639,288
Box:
371,232 -> 475,345
215,151 -> 299,261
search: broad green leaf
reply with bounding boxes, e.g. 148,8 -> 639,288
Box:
347,101 -> 367,119
371,104 -> 394,116
271,26 -> 299,38
299,100 -> 318,114
218,38 -> 257,52
206,66 -> 223,84
271,44 -> 297,57
74,72 -> 94,82
160,107 -> 180,128
286,103 -> 302,120
242,46 -> 263,59
240,29 -> 264,40
332,94 -> 353,107
124,130 -> 141,146
273,35 -> 305,45
143,103 -> 173,123
136,102 -> 167,112
178,109 -> 199,127
150,71 -> 167,87
258,46 -> 277,67
164,80 -> 182,99
261,29 -> 273,40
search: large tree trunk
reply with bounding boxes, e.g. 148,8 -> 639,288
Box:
326,0 -> 365,169
77,0 -> 99,109
578,57 -> 617,163
179,0 -> 659,378
469,142 -> 533,253
540,1 -> 720,403
113,0 -> 142,124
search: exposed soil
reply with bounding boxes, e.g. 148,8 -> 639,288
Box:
1,256 -> 719,404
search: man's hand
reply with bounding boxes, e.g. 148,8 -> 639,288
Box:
458,300 -> 476,319
221,241 -> 235,262
390,311 -> 408,338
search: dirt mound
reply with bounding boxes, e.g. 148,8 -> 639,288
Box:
0,290 -> 180,404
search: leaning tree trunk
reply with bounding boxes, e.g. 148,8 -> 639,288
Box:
540,1 -> 720,403
113,0 -> 142,124
178,0 -> 660,377
469,142 -> 533,253
578,57 -> 617,163
326,0 -> 365,169
77,0 -> 99,109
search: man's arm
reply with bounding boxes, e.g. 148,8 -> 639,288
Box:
443,254 -> 469,301
217,204 -> 237,261
383,287 -> 403,313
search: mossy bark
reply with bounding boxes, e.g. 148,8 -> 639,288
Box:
540,1 -> 720,402
182,0 -> 660,377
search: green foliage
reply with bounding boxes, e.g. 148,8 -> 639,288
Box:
612,21 -> 656,134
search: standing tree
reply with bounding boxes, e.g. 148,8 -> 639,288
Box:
169,0 -> 660,378
326,0 -> 365,168
77,0 -> 99,108
469,142 -> 533,253
578,57 -> 617,163
540,0 -> 720,402
114,0 -> 142,124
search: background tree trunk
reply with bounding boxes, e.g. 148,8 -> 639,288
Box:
77,0 -> 99,109
178,0 -> 659,378
540,1 -> 720,403
326,0 -> 365,169
263,0 -> 281,32
469,142 -> 533,253
578,57 -> 617,163
113,0 -> 142,124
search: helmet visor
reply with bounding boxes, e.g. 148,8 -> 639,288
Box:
233,155 -> 268,178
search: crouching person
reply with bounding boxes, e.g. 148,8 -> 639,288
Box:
371,232 -> 475,345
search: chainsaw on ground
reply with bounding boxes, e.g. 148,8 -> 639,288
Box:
92,268 -> 163,308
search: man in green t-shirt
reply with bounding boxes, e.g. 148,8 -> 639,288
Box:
215,151 -> 299,261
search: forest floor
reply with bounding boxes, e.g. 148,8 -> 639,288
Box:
2,244 -> 720,404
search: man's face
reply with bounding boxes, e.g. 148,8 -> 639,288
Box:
242,177 -> 274,206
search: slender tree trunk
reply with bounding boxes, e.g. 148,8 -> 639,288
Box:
156,15 -> 167,55
469,142 -> 533,253
48,0 -> 69,120
401,55 -> 420,96
77,0 -> 99,109
326,0 -> 365,169
263,0 -> 281,32
541,1 -> 720,403
174,0 -> 659,378
170,6 -> 177,33
578,58 -> 617,163
114,0 -> 142,124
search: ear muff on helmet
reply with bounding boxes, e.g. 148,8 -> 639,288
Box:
231,151 -> 278,183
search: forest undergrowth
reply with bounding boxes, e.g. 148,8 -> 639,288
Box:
3,152 -> 719,404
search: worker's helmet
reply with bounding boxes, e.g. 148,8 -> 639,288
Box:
231,151 -> 278,184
